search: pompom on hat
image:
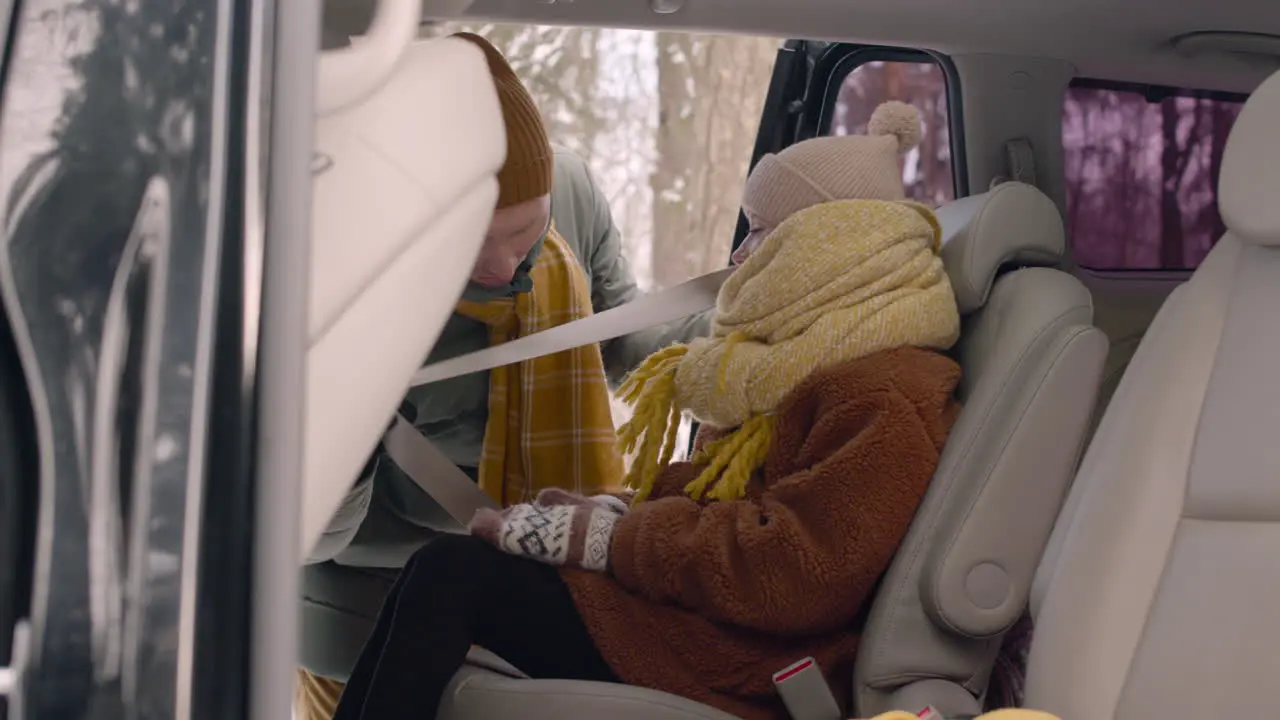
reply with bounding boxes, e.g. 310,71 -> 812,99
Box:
741,100 -> 924,229
452,32 -> 554,208
867,100 -> 924,151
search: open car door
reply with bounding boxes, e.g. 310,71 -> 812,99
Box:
0,0 -> 502,717
0,0 -> 270,717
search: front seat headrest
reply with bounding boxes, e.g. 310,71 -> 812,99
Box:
936,182 -> 1065,314
1219,68 -> 1280,245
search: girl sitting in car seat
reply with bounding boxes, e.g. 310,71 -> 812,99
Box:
333,102 -> 967,720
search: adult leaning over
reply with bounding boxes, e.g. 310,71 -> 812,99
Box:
294,32 -> 711,719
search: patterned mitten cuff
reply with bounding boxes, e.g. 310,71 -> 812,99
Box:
534,487 -> 631,515
469,494 -> 622,572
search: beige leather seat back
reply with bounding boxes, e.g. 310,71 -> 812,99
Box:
853,183 -> 1108,717
1024,68 -> 1280,720
303,34 -> 504,559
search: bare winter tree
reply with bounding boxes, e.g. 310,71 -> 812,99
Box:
651,32 -> 700,290
1064,86 -> 1242,270
651,33 -> 777,289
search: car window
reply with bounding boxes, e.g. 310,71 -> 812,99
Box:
1063,80 -> 1246,271
822,54 -> 957,205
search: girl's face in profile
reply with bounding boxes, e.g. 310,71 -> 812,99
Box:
732,210 -> 774,266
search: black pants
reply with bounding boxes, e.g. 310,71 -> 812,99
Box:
332,533 -> 619,719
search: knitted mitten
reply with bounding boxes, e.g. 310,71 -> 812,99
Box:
469,488 -> 626,572
534,487 -> 632,515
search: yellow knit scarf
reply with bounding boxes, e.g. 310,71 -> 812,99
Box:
619,199 -> 960,504
457,227 -> 624,505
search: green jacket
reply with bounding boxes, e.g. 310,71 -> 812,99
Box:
309,147 -> 712,566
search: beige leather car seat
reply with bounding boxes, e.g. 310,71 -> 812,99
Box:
434,183 -> 1108,720
1023,67 -> 1280,720
852,184 -> 1108,718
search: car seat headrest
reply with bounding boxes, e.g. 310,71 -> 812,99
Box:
937,182 -> 1066,314
1219,68 -> 1280,246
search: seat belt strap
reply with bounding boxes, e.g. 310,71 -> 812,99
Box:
411,265 -> 733,387
1004,138 -> 1037,187
385,265 -> 731,527
381,413 -> 499,531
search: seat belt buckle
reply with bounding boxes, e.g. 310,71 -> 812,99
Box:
915,707 -> 945,720
772,657 -> 842,720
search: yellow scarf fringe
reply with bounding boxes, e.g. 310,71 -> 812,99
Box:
617,334 -> 772,505
617,345 -> 687,503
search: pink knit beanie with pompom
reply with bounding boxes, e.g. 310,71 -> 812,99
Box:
741,100 -> 923,228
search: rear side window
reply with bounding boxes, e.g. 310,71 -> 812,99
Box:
824,54 -> 957,205
1063,80 -> 1246,271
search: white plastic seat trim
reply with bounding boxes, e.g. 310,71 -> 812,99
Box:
301,37 -> 505,557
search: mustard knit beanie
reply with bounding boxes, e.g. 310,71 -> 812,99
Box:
452,32 -> 554,208
742,101 -> 922,227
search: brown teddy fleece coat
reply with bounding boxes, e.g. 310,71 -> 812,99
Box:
560,346 -> 962,720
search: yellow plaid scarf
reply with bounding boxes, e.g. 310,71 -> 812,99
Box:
619,199 -> 960,503
290,233 -> 635,717
456,227 -> 624,506
294,669 -> 342,720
